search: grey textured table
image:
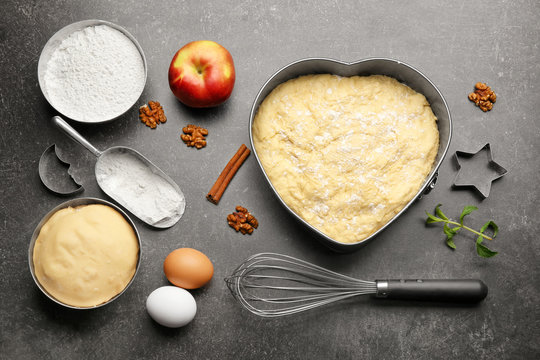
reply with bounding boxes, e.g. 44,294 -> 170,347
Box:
1,1 -> 539,359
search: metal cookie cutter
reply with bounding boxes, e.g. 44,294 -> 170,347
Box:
453,143 -> 507,198
39,144 -> 83,196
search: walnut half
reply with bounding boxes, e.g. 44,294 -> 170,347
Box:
468,82 -> 496,112
181,124 -> 208,149
139,101 -> 167,128
227,206 -> 259,235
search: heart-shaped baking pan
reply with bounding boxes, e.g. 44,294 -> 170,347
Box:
249,58 -> 452,252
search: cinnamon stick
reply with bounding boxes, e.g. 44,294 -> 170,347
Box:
207,144 -> 251,204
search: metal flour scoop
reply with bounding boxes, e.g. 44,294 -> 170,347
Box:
53,116 -> 185,228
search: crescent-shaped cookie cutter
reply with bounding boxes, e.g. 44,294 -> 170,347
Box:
453,143 -> 508,198
39,144 -> 84,196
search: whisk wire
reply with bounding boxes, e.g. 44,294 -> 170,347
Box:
225,252 -> 377,317
247,254 -> 374,285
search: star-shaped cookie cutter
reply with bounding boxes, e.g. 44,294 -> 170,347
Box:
453,143 -> 508,198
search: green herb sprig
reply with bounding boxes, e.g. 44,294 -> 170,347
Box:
425,204 -> 499,258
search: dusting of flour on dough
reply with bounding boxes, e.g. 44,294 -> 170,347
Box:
252,74 -> 439,244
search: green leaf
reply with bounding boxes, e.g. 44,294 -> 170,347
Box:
459,206 -> 478,225
476,220 -> 499,245
475,221 -> 499,257
476,242 -> 498,258
435,204 -> 448,220
425,211 -> 443,224
443,223 -> 459,249
443,223 -> 459,239
483,220 -> 499,238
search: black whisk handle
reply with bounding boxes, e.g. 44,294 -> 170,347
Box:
375,279 -> 488,303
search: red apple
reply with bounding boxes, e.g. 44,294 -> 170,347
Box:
168,40 -> 235,108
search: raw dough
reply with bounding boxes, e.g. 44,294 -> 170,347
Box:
33,204 -> 139,307
252,74 -> 439,243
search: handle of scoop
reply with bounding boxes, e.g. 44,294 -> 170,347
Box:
52,116 -> 102,157
375,279 -> 488,303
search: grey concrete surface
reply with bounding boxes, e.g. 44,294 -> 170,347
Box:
1,1 -> 539,359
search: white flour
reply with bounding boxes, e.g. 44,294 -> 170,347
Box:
95,150 -> 185,226
43,25 -> 145,122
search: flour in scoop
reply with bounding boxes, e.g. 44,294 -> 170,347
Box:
95,151 -> 185,227
43,25 -> 145,122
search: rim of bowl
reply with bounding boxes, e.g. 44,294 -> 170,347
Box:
248,57 -> 452,251
37,19 -> 147,124
28,197 -> 142,309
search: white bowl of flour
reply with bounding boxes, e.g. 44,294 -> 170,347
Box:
38,20 -> 147,123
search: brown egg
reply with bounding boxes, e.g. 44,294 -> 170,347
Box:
163,248 -> 214,289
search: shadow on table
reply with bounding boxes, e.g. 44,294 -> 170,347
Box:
32,287 -> 104,332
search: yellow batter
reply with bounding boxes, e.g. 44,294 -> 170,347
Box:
33,204 -> 139,307
253,74 -> 439,243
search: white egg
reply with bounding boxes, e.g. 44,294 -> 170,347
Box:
146,286 -> 197,328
